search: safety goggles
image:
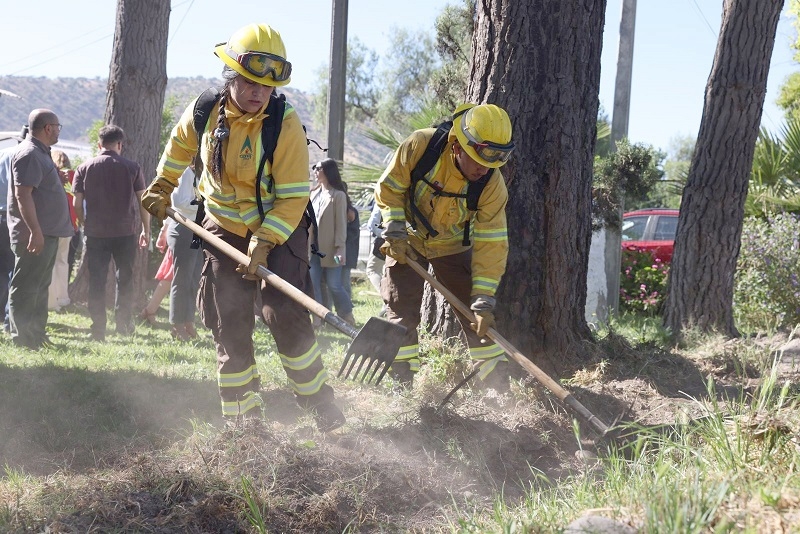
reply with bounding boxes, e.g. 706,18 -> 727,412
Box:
222,46 -> 292,81
460,121 -> 515,164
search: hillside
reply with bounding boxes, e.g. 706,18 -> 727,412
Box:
0,75 -> 389,168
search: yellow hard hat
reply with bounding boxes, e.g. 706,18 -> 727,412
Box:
214,23 -> 292,87
453,104 -> 514,168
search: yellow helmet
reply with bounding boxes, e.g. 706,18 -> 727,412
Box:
453,103 -> 515,168
214,23 -> 292,87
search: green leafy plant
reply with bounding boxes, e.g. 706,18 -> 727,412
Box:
620,246 -> 669,314
735,213 -> 800,332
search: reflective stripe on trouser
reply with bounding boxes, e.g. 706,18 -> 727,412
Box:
381,248 -> 506,376
198,218 -> 334,417
393,343 -> 420,372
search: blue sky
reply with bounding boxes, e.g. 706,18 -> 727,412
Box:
0,0 -> 796,155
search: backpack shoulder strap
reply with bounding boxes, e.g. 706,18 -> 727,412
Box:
260,92 -> 287,168
410,121 -> 452,184
407,121 -> 453,238
255,93 -> 286,222
192,88 -> 221,171
188,88 -> 220,249
466,170 -> 493,211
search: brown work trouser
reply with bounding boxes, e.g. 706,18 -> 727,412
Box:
198,218 -> 334,416
381,248 -> 491,366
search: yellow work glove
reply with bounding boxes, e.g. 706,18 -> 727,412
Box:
236,231 -> 276,280
141,177 -> 176,221
469,295 -> 496,338
380,238 -> 412,264
380,219 -> 411,264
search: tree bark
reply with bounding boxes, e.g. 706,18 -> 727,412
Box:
70,0 -> 170,310
465,0 -> 604,371
663,0 -> 782,338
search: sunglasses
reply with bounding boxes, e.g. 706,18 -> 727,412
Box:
222,45 -> 292,81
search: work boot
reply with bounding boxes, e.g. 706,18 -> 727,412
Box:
387,361 -> 415,389
342,312 -> 356,326
297,386 -> 345,432
311,402 -> 346,432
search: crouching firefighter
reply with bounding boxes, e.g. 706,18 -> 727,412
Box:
141,22 -> 345,431
375,103 -> 514,388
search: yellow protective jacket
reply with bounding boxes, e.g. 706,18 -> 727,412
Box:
155,94 -> 310,244
375,128 -> 509,297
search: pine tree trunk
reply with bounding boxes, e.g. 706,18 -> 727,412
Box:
460,0 -> 604,372
421,270 -> 464,342
663,0 -> 782,338
100,0 -> 170,310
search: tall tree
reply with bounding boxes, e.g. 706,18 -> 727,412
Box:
663,0 -> 782,338
69,0 -> 170,308
105,0 -> 169,183
469,1 -> 605,366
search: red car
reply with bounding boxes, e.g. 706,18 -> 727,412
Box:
621,208 -> 679,263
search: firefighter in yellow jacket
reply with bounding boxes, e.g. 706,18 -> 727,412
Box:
141,23 -> 344,431
375,103 -> 514,387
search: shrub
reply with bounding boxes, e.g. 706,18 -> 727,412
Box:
735,213 -> 800,331
620,246 -> 669,315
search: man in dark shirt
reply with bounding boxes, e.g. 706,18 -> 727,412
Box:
8,109 -> 75,349
72,125 -> 149,341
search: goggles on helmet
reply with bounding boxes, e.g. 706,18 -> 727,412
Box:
460,123 -> 515,164
221,45 -> 292,82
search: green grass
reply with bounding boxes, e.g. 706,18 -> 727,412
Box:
2,281 -> 800,532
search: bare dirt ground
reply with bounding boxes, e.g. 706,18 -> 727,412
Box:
6,330 -> 800,532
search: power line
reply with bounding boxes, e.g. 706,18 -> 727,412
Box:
687,0 -> 717,38
1,27 -> 110,68
169,0 -> 195,45
11,34 -> 113,75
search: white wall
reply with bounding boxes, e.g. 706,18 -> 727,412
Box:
585,228 -> 608,327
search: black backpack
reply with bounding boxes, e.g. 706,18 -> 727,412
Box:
190,88 -> 323,257
408,115 -> 493,246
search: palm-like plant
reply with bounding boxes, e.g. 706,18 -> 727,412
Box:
747,118 -> 800,217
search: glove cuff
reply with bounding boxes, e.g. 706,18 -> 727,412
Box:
383,219 -> 407,240
470,295 -> 496,312
153,176 -> 177,194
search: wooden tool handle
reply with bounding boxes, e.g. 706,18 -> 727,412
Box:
405,257 -> 609,435
165,207 -> 358,339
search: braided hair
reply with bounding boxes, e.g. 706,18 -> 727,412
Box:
210,67 -> 239,182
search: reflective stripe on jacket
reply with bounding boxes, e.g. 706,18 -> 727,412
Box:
375,128 -> 509,297
156,94 -> 309,244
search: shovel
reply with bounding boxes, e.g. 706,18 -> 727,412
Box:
165,207 -> 405,385
405,257 -> 612,437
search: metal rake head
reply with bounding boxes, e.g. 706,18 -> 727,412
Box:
337,317 -> 406,385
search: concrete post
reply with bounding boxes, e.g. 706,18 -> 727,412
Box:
606,0 -> 636,315
326,0 -> 348,163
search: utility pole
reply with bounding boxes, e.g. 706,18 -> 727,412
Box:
326,0 -> 348,163
605,0 -> 636,315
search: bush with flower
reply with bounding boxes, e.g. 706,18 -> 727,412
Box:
620,246 -> 670,314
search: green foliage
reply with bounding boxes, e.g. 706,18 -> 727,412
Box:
777,71 -> 800,123
86,119 -> 104,157
747,119 -> 800,217
650,134 -> 694,209
429,0 -> 474,111
619,247 -> 669,315
159,94 -> 182,155
734,213 -> 800,332
592,139 -> 666,230
595,105 -> 612,158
